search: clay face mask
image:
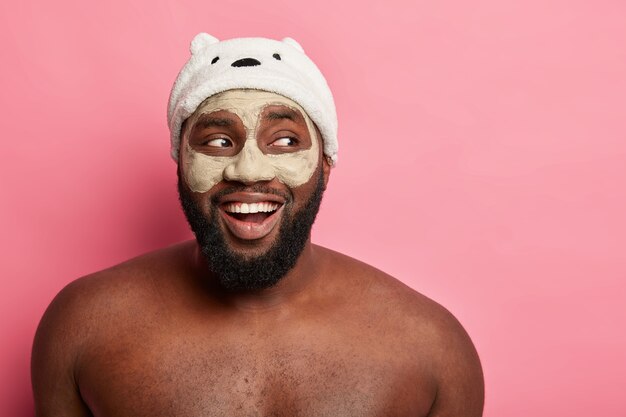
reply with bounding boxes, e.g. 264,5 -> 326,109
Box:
181,89 -> 319,193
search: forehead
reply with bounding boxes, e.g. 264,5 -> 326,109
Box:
190,89 -> 307,123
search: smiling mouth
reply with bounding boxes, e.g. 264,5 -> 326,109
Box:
223,202 -> 281,223
219,200 -> 285,241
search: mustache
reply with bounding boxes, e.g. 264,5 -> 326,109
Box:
210,184 -> 292,204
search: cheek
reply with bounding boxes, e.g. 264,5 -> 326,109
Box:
182,145 -> 233,193
269,146 -> 319,188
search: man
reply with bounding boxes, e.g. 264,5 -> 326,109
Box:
32,34 -> 484,416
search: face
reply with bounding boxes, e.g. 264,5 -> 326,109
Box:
178,89 -> 329,291
182,89 -> 320,193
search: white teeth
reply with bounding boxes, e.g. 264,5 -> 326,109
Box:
225,202 -> 280,213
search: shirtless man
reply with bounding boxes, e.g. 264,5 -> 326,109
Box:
31,34 -> 484,416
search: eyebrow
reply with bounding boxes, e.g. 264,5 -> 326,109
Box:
264,109 -> 300,122
194,116 -> 234,129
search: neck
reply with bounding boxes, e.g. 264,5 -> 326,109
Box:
192,241 -> 320,311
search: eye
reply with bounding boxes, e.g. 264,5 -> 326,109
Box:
270,137 -> 297,147
272,53 -> 281,60
203,137 -> 232,147
211,56 -> 219,64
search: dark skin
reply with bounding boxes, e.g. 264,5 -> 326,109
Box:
32,103 -> 484,416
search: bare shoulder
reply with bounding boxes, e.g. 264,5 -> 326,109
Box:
35,240 -> 192,341
41,240 -> 193,321
31,241 -> 195,415
316,246 -> 485,416
317,245 -> 466,329
33,241 -> 196,364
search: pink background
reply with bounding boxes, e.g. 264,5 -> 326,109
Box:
2,0 -> 625,415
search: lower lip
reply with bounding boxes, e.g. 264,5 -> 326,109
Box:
219,205 -> 284,240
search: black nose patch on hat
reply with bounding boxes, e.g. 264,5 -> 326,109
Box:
231,58 -> 261,67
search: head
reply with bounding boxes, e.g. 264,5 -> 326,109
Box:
168,34 -> 337,292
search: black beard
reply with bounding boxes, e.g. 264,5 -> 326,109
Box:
178,169 -> 325,292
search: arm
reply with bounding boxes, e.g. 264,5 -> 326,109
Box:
426,311 -> 485,417
31,282 -> 93,417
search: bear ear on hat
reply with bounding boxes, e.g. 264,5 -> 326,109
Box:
282,37 -> 304,53
190,33 -> 219,54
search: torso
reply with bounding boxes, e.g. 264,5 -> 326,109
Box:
70,241 -> 443,416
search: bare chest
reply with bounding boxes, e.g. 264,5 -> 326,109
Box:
79,324 -> 434,417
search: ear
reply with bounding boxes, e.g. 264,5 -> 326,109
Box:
322,154 -> 332,189
190,33 -> 219,54
314,126 -> 331,188
177,119 -> 190,166
281,37 -> 304,53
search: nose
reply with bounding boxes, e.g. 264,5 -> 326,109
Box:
223,142 -> 275,184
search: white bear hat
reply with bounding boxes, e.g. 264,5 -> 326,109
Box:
167,33 -> 338,165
